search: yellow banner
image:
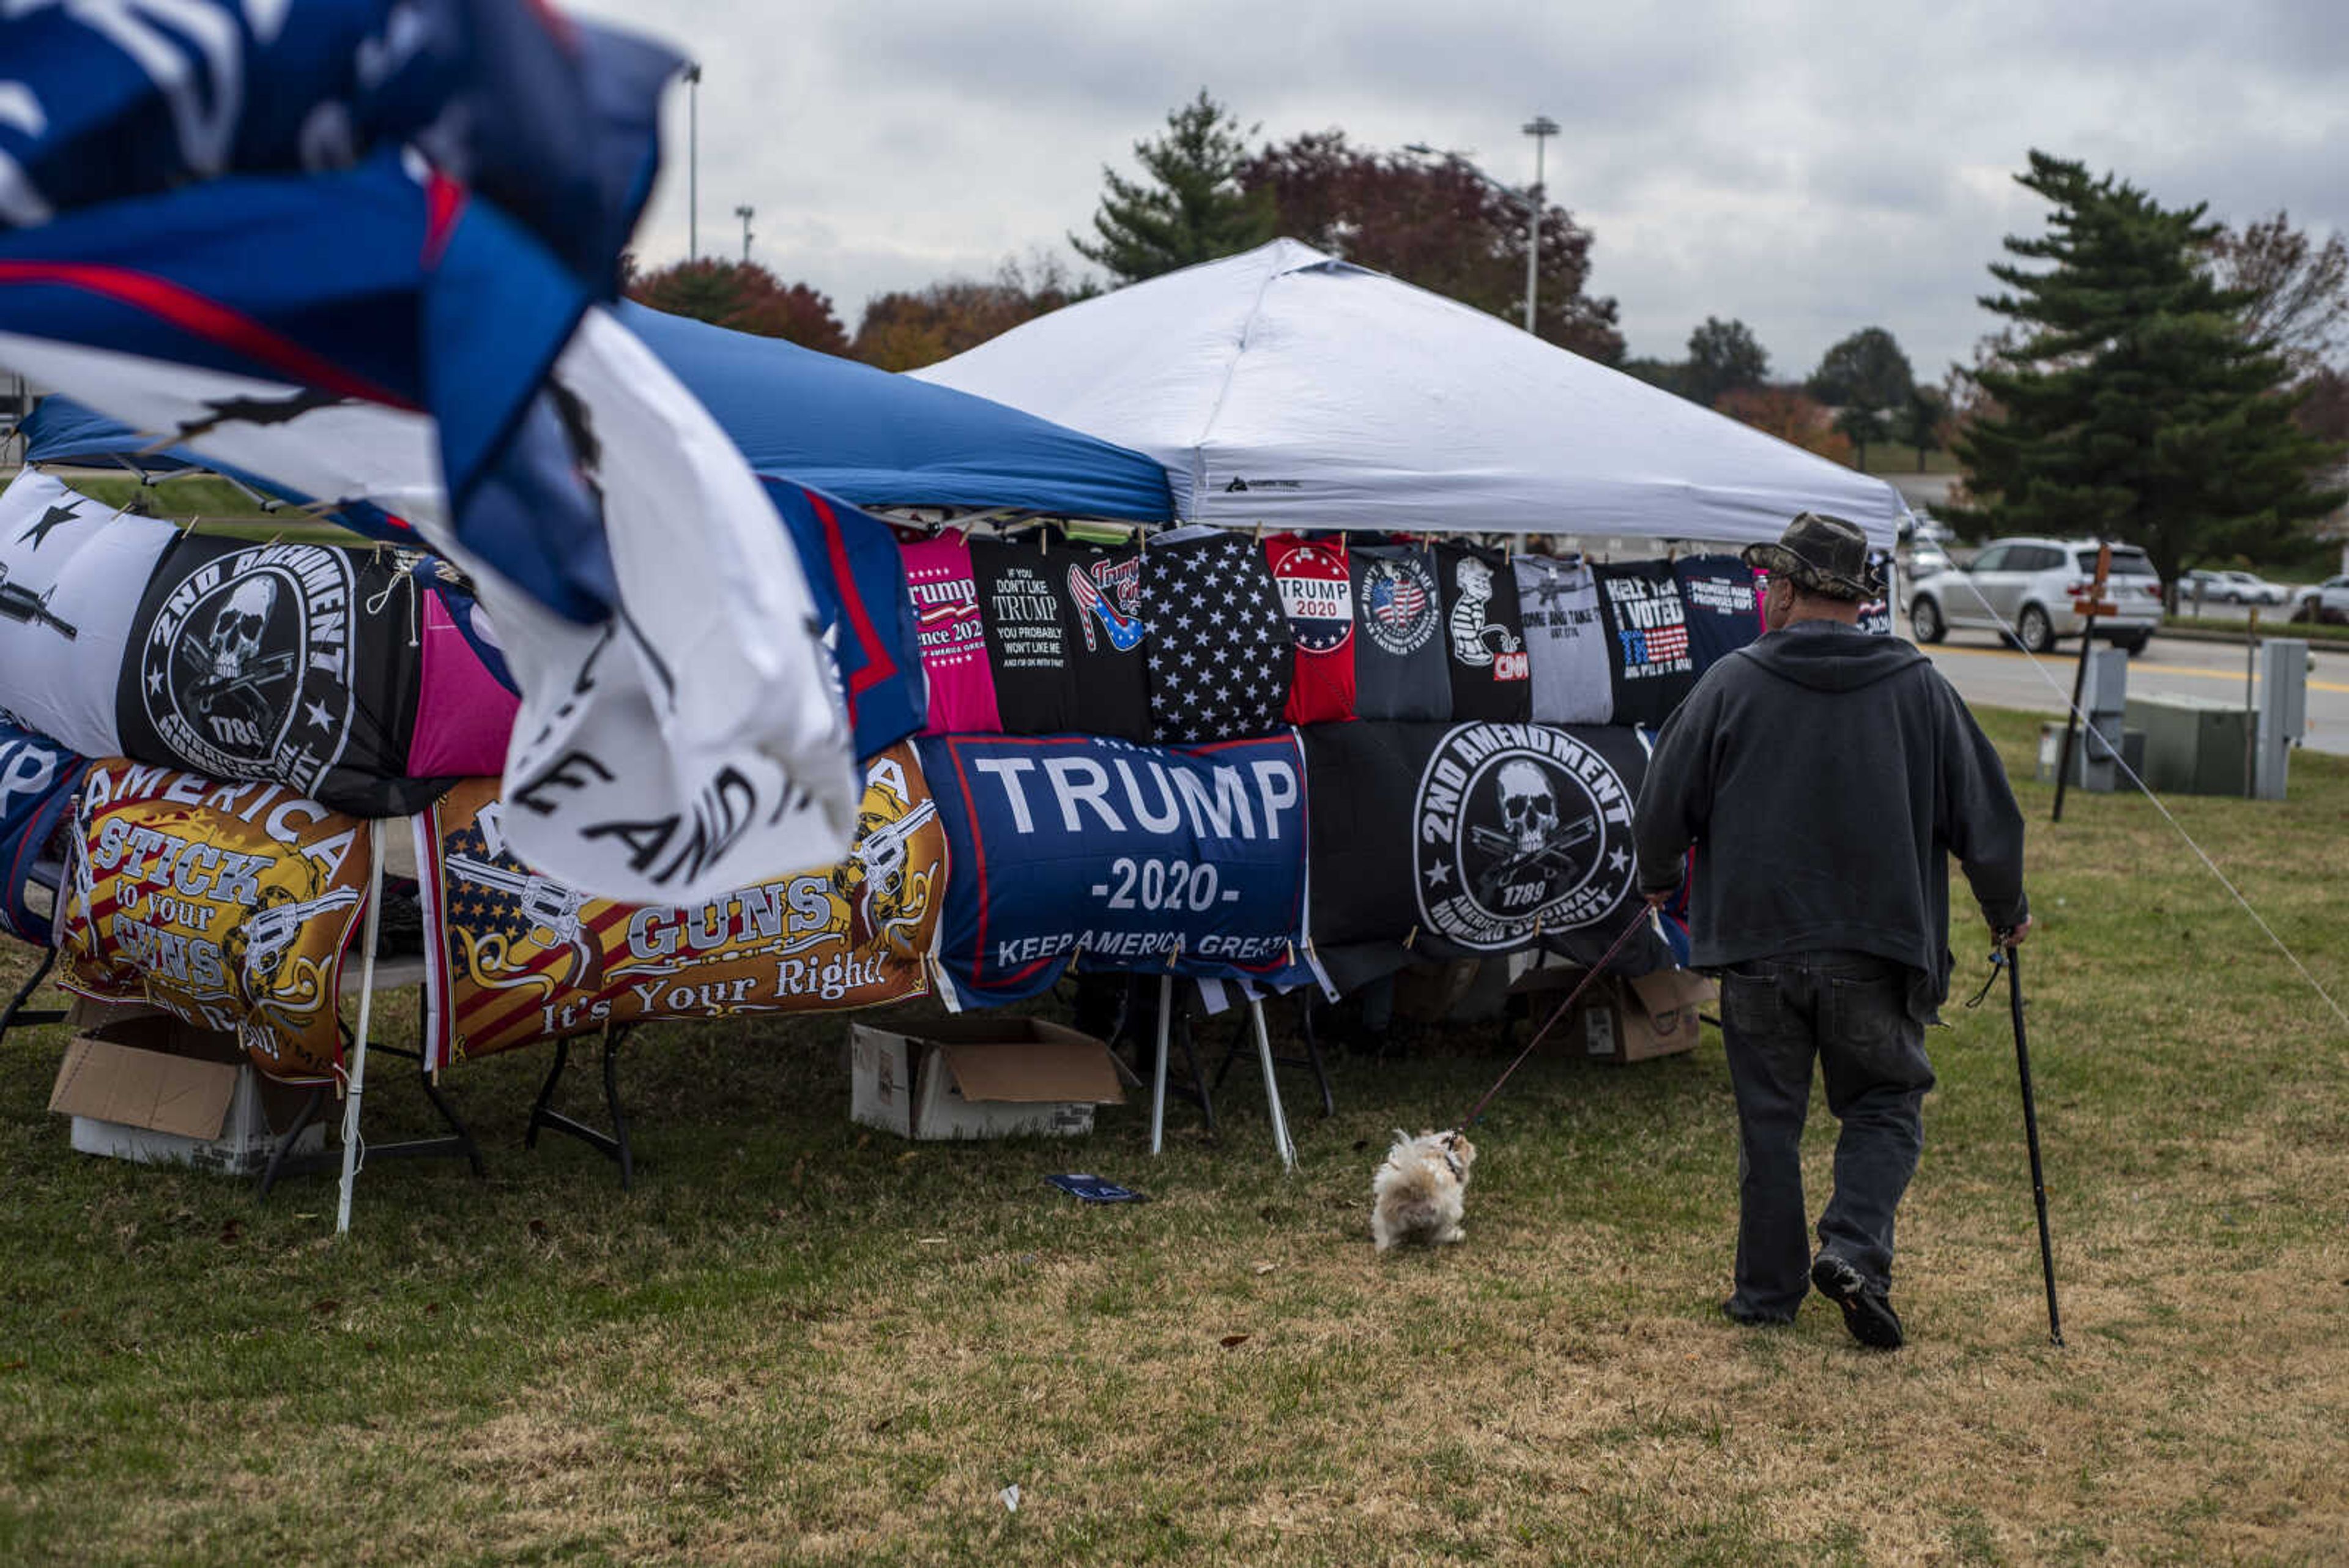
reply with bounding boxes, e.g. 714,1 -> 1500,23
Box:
426,743 -> 943,1065
59,763 -> 372,1082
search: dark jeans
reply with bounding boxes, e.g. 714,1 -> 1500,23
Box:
1719,951 -> 1935,1318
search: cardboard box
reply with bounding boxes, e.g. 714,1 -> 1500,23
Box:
850,1017 -> 1129,1140
48,1003 -> 324,1175
1506,964 -> 1715,1063
1580,969 -> 1715,1063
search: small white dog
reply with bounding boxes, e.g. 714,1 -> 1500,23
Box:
1370,1129 -> 1477,1251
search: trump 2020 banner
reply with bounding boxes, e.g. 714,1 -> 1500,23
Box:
916,732 -> 1312,1006
420,744 -> 943,1066
57,762 -> 373,1082
1302,721 -> 1651,965
0,716 -> 87,945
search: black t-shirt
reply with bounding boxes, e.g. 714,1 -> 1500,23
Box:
1435,543 -> 1532,722
972,537 -> 1078,733
1143,532 -> 1292,743
1595,559 -> 1698,727
1349,543 -> 1451,721
1061,539 -> 1152,740
1671,554 -> 1763,675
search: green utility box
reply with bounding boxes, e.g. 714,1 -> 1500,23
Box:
2124,694 -> 2254,797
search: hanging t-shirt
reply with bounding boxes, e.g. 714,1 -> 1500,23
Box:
1672,554 -> 1764,675
902,534 -> 1003,735
1595,560 -> 1699,727
1515,556 -> 1612,725
1059,539 -> 1152,741
1264,533 -> 1355,725
1857,550 -> 1896,637
972,536 -> 1078,734
1435,543 -> 1531,723
1349,543 -> 1450,722
1143,532 -> 1291,743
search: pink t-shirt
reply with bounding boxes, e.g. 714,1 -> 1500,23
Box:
409,589 -> 521,777
904,534 -> 1003,735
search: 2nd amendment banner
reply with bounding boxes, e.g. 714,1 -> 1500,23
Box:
420,744 -> 943,1066
56,761 -> 373,1081
1302,721 -> 1653,965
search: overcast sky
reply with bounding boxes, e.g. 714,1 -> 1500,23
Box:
578,0 -> 2348,382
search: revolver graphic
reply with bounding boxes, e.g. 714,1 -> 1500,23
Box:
840,800 -> 938,946
445,853 -> 603,990
237,887 -> 362,992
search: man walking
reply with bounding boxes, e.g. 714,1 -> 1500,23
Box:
1633,513 -> 2029,1349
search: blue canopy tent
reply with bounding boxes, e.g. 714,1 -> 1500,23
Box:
612,303 -> 1171,521
20,396 -> 202,472
23,305 -> 1175,523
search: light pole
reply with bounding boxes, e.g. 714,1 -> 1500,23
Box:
1403,135 -> 1553,336
734,204 -> 754,264
683,62 -> 701,261
1521,116 -> 1558,335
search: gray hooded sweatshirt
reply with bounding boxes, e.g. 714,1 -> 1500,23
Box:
1633,620 -> 2028,1014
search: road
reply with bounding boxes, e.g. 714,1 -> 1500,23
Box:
1919,628 -> 2349,756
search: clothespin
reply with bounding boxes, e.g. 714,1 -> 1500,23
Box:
1254,521 -> 1267,544
1403,924 -> 1419,950
1283,940 -> 1297,968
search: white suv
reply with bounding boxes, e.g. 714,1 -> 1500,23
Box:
2291,575 -> 2349,625
1909,537 -> 2164,655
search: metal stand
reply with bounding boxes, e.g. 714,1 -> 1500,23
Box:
1247,998 -> 1298,1173
0,947 -> 65,1036
1143,975 -> 1217,1154
1212,992 -> 1334,1117
525,1024 -> 635,1189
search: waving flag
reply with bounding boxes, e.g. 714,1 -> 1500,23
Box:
0,2 -> 863,901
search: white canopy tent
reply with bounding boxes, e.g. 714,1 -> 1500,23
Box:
915,239 -> 1910,550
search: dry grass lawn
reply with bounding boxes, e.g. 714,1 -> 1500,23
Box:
2,705 -> 2346,1564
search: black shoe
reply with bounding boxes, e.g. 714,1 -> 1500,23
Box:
1720,1298 -> 1794,1328
1811,1255 -> 1904,1350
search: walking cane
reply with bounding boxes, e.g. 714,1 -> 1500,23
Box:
2003,940 -> 2065,1347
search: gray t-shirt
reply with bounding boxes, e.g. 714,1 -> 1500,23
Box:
1515,556 -> 1612,724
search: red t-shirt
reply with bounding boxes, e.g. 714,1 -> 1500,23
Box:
1264,533 -> 1356,724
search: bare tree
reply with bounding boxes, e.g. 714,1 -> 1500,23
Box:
2206,212 -> 2349,374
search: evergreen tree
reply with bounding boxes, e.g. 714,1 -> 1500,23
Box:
1073,91 -> 1278,284
1950,152 -> 2344,580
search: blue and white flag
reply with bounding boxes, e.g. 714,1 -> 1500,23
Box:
0,4 -> 861,901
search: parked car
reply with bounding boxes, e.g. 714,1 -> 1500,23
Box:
2180,568 -> 2289,607
1909,537 -> 2163,655
2222,570 -> 2291,606
1906,542 -> 1954,580
2291,575 -> 2349,625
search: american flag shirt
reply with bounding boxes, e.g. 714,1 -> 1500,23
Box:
1595,559 -> 1699,728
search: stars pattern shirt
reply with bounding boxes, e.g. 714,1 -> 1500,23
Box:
1143,533 -> 1293,744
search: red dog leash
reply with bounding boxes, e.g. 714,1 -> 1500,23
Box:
1458,905 -> 1655,1130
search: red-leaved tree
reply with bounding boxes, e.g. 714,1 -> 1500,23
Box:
1239,130 -> 1624,363
627,259 -> 852,355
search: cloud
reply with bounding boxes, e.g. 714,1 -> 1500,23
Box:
582,0 -> 2349,376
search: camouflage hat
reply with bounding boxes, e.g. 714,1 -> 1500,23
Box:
1741,512 -> 1882,601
